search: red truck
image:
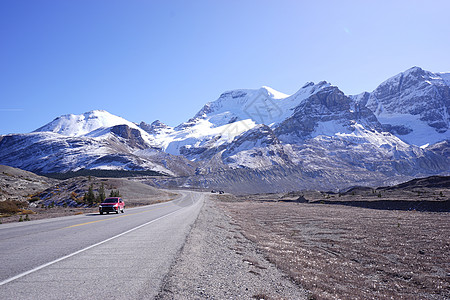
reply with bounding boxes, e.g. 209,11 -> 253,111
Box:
99,197 -> 125,214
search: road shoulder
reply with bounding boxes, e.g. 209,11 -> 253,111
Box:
157,196 -> 307,299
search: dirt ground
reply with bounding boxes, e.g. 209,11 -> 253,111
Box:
157,197 -> 308,300
218,198 -> 449,299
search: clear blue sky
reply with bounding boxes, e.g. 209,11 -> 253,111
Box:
1,0 -> 449,134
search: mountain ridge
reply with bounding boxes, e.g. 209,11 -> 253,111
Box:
0,66 -> 448,192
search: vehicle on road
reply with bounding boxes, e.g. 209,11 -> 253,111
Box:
211,190 -> 225,194
99,197 -> 125,214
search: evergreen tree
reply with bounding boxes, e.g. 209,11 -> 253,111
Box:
109,190 -> 120,197
97,183 -> 106,203
85,184 -> 95,206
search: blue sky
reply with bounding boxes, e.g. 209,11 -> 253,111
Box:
1,0 -> 449,134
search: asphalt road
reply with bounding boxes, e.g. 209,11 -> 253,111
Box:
0,191 -> 204,299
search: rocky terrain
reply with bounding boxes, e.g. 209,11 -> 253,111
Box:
0,165 -> 56,202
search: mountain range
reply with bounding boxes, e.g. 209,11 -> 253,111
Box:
0,66 -> 448,193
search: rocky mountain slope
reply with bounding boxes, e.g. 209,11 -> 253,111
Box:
0,67 -> 448,192
353,67 -> 450,146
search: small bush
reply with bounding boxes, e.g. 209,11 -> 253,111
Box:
0,200 -> 28,214
18,215 -> 23,222
29,196 -> 40,202
25,214 -> 30,221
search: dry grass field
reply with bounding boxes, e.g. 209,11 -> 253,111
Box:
218,194 -> 449,299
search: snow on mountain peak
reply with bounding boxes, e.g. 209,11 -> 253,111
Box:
34,110 -> 142,137
260,86 -> 290,99
188,82 -> 332,130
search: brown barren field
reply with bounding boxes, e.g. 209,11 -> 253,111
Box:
218,197 -> 449,299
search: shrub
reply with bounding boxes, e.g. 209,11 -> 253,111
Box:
0,200 -> 28,214
18,216 -> 23,222
29,196 -> 40,203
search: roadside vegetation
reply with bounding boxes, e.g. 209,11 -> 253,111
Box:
78,183 -> 121,206
0,199 -> 28,214
1,167 -> 177,224
0,199 -> 36,223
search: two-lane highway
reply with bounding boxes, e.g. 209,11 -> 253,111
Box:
0,191 -> 204,299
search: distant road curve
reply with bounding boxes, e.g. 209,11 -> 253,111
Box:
0,191 -> 204,299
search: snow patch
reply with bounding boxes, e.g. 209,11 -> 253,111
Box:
377,113 -> 446,146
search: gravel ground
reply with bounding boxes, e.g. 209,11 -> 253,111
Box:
220,200 -> 450,299
157,196 -> 308,300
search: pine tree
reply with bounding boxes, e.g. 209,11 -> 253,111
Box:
85,184 -> 95,206
97,183 -> 106,203
109,190 -> 121,197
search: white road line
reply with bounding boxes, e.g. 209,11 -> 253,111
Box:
0,207 -> 185,286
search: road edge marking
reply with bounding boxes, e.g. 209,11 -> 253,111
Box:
0,207 -> 184,286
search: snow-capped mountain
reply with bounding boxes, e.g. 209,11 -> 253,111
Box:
353,66 -> 450,146
152,81 -> 344,160
274,84 -> 381,144
35,110 -> 138,137
0,67 -> 448,192
34,110 -> 157,146
0,110 -> 179,174
139,120 -> 174,135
